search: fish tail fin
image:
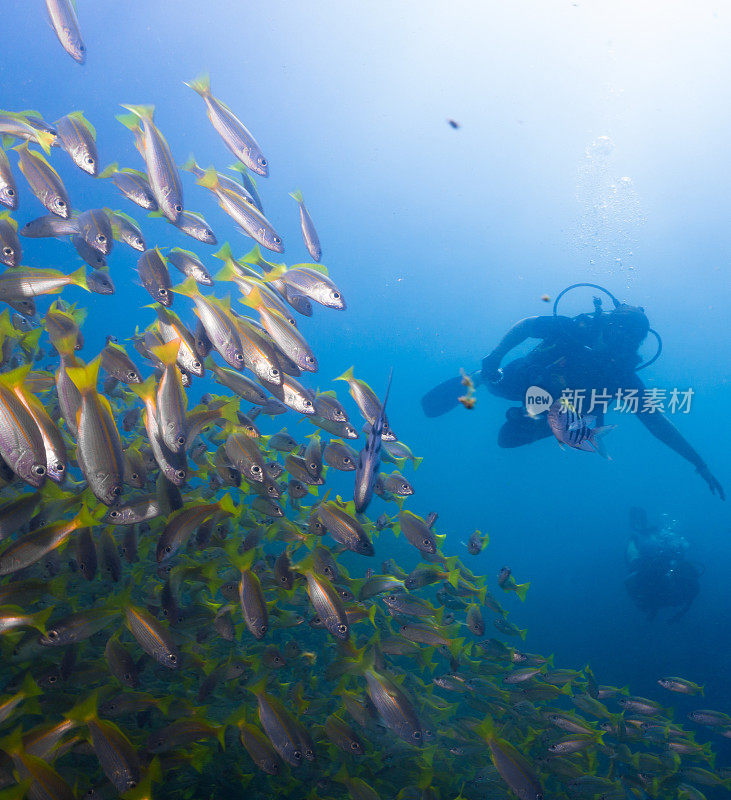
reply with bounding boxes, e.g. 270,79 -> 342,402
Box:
448,637 -> 466,659
289,189 -> 303,203
98,162 -> 119,179
239,244 -> 262,264
412,455 -> 424,469
149,337 -> 181,366
217,492 -> 237,517
446,568 -> 460,590
212,241 -> 234,263
115,111 -> 142,132
172,276 -> 200,299
120,104 -> 155,121
185,73 -> 211,97
73,504 -> 98,530
30,606 -> 53,635
66,356 -> 101,395
334,366 -> 354,383
19,327 -> 42,357
240,285 -> 263,311
65,690 -> 99,724
181,153 -> 198,173
515,582 -> 530,602
125,758 -> 162,800
129,374 -> 157,404
225,544 -> 256,573
69,266 -> 89,292
196,168 -> 220,192
0,363 -> 32,390
0,212 -> 17,232
474,714 -> 497,742
35,130 -> 55,155
260,264 -> 286,283
245,673 -> 269,697
518,626 -> 527,641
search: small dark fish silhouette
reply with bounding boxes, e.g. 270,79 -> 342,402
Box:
447,119 -> 460,129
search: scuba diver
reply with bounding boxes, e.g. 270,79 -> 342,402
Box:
421,283 -> 724,499
624,507 -> 702,622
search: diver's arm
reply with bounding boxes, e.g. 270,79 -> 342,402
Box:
481,316 -> 564,382
630,377 -> 725,500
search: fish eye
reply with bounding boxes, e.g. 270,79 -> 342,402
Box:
32,464 -> 46,476
57,199 -> 66,208
48,673 -> 58,683
174,204 -> 183,213
423,538 -> 431,546
79,43 -> 86,52
164,546 -> 172,553
85,155 -> 94,165
175,469 -> 185,481
350,741 -> 359,749
412,730 -> 422,740
333,292 -> 340,299
235,352 -> 244,362
126,370 -> 137,380
48,629 -> 59,640
337,623 -> 347,634
259,624 -> 267,634
6,188 -> 14,197
304,400 -> 313,408
259,157 -> 267,167
293,749 -> 302,760
343,457 -> 350,464
110,510 -> 120,518
168,653 -> 177,663
176,435 -> 185,446
2,247 -> 12,256
251,465 -> 261,474
205,229 -> 213,236
192,360 -> 201,369
97,234 -> 107,243
111,485 -> 122,497
158,288 -> 168,297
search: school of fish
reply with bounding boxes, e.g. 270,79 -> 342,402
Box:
0,3 -> 726,800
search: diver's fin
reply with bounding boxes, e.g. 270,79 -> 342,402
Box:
421,373 -> 477,418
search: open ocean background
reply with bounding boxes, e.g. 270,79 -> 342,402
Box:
3,0 -> 729,779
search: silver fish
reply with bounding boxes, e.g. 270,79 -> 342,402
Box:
187,74 -> 269,176
45,0 -> 86,63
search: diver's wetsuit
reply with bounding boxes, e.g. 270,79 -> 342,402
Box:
481,315 -> 723,499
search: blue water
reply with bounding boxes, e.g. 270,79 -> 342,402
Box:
3,0 -> 730,792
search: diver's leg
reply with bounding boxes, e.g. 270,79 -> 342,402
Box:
497,408 -> 552,448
